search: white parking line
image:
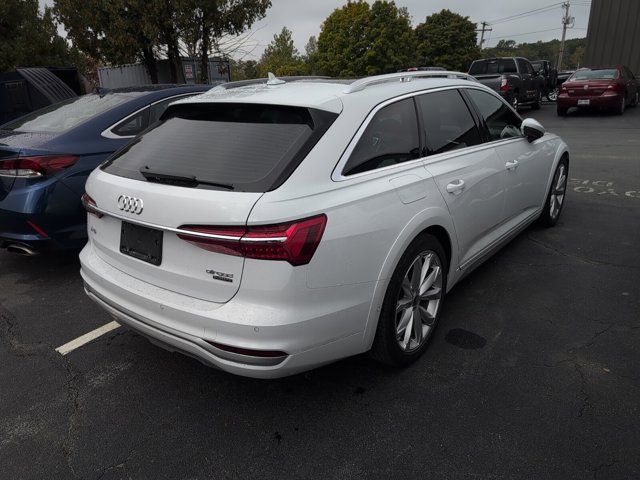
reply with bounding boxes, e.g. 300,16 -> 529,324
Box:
55,321 -> 121,356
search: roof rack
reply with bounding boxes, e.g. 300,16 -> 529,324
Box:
343,71 -> 477,94
217,75 -> 331,90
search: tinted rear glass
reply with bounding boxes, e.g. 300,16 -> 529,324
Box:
570,69 -> 618,80
469,59 -> 517,75
102,103 -> 337,192
1,93 -> 139,133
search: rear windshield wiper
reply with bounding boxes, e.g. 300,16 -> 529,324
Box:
139,167 -> 234,190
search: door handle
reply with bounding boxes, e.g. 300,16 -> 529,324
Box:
446,179 -> 465,194
505,160 -> 519,171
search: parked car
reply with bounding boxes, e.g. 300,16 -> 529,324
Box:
469,57 -> 545,110
531,60 -> 558,101
79,71 -> 569,378
557,66 -> 640,116
0,84 -> 211,255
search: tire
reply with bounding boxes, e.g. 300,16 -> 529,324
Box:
615,96 -> 625,115
557,106 -> 568,116
630,91 -> 639,108
538,157 -> 568,228
532,90 -> 542,110
370,234 -> 447,367
547,87 -> 559,102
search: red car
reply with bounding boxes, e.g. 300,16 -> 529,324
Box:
557,66 -> 640,116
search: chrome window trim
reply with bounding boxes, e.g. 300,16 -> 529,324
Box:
100,93 -> 197,140
331,85 -> 525,182
88,204 -> 287,243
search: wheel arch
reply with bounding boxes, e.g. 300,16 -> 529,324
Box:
360,208 -> 458,350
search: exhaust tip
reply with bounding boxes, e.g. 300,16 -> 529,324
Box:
5,243 -> 38,256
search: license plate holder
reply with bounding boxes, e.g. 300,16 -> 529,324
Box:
120,221 -> 163,266
578,99 -> 590,106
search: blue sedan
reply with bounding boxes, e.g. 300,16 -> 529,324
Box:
0,84 -> 210,254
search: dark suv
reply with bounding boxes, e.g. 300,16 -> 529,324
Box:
469,57 -> 545,111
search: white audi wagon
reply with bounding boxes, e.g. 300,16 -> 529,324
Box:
80,71 -> 569,378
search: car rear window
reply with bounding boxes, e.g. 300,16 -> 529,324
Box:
570,69 -> 619,80
469,59 -> 517,75
101,103 -> 338,192
1,93 -> 138,133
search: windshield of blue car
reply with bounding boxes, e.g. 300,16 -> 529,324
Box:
1,93 -> 142,134
570,69 -> 619,81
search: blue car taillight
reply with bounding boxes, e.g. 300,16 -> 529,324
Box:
0,155 -> 78,177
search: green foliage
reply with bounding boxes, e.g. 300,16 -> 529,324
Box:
482,37 -> 587,70
414,9 -> 480,71
0,0 -> 81,72
54,0 -> 271,83
315,1 -> 417,77
230,59 -> 260,80
259,26 -> 307,76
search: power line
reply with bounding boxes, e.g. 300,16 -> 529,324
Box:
488,2 -> 564,25
489,27 -> 563,41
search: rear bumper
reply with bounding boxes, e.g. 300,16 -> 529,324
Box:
557,93 -> 622,109
0,208 -> 85,252
79,243 -> 373,378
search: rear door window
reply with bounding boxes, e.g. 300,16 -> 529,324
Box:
343,98 -> 420,176
466,89 -> 522,141
416,89 -> 482,155
470,59 -> 517,75
102,103 -> 337,192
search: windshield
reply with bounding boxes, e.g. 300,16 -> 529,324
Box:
469,59 -> 517,75
570,69 -> 619,81
1,93 -> 140,134
101,103 -> 338,192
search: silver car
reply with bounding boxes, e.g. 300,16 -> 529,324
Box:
80,71 -> 569,378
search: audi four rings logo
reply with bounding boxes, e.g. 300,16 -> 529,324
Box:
117,195 -> 144,214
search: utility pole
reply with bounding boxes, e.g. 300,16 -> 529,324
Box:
557,2 -> 574,70
477,22 -> 493,50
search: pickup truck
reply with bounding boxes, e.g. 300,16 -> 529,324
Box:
531,60 -> 558,101
468,57 -> 545,111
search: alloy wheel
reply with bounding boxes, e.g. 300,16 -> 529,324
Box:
395,251 -> 443,352
550,164 -> 567,219
511,96 -> 519,111
548,88 -> 558,102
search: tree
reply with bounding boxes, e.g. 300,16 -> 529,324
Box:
414,9 -> 480,72
55,0 -> 271,84
259,26 -> 307,76
176,0 -> 271,83
0,0 -> 80,72
315,1 -> 417,77
304,36 -> 318,74
230,59 -> 260,80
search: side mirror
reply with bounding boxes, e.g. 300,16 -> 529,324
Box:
521,118 -> 545,142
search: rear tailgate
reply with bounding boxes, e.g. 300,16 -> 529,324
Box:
473,74 -> 503,93
86,169 -> 262,303
84,101 -> 337,304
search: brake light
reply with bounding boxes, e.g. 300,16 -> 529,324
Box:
607,82 -> 620,91
81,193 -> 103,218
500,76 -> 509,91
0,155 -> 78,177
178,214 -> 327,266
560,84 -> 568,93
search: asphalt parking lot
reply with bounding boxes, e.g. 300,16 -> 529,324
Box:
1,103 -> 639,480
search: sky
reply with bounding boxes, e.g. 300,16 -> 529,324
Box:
41,0 -> 592,60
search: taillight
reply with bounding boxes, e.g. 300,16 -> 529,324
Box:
178,214 -> 327,266
607,82 -> 620,91
0,155 -> 78,177
81,193 -> 103,218
560,84 -> 568,92
500,76 -> 509,91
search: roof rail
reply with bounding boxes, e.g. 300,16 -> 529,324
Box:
217,75 -> 331,90
343,71 -> 477,94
